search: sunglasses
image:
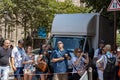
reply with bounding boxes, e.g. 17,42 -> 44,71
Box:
58,43 -> 63,44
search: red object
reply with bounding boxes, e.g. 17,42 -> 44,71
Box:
118,69 -> 120,77
118,63 -> 120,77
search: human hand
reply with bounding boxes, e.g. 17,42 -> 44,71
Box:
28,60 -> 34,63
65,54 -> 68,58
64,54 -> 71,60
81,52 -> 84,57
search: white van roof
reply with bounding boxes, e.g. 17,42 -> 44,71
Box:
51,13 -> 98,36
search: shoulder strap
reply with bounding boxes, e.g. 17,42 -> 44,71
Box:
105,55 -> 108,58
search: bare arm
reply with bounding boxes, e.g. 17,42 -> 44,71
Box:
9,57 -> 12,69
23,60 -> 33,64
74,53 -> 83,66
11,57 -> 16,71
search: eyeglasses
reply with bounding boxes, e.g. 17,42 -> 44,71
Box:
77,51 -> 82,53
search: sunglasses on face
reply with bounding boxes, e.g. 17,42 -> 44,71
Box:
58,43 -> 63,44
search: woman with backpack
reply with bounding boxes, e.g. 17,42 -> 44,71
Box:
97,44 -> 116,80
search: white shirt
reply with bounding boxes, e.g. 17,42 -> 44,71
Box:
11,46 -> 26,67
94,49 -> 99,58
96,51 -> 114,69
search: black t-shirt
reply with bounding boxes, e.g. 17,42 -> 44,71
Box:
0,47 -> 11,66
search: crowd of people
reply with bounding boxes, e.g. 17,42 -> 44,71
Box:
0,39 -> 120,80
94,41 -> 120,80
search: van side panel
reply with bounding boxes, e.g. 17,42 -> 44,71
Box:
99,16 -> 114,48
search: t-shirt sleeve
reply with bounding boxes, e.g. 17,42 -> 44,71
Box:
94,49 -> 99,58
11,48 -> 17,58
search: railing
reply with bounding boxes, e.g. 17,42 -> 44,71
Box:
8,67 -> 93,80
80,71 -> 88,80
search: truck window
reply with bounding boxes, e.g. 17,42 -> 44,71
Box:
52,37 -> 85,50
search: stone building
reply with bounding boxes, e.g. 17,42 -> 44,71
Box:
56,0 -> 86,7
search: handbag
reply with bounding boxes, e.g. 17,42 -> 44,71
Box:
35,61 -> 48,72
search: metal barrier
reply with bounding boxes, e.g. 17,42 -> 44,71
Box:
80,67 -> 92,80
8,67 -> 93,80
80,71 -> 88,80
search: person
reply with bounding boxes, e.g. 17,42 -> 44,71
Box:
72,48 -> 89,80
39,44 -> 47,55
96,44 -> 116,80
35,45 -> 50,80
116,47 -> 120,80
96,48 -> 106,80
93,40 -> 105,80
0,39 -> 11,80
11,39 -> 26,80
23,46 -> 35,80
94,40 -> 105,62
51,41 -> 71,80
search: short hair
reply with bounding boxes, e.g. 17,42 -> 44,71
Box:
18,39 -> 24,44
105,44 -> 111,51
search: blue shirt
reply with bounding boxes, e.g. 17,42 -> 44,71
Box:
51,49 -> 68,73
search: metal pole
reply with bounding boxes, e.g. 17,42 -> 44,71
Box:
114,11 -> 117,51
88,67 -> 92,80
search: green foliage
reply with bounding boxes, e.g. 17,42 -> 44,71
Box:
117,33 -> 120,45
84,0 -> 120,28
0,0 -> 92,38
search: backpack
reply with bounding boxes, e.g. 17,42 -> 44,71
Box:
104,55 -> 116,72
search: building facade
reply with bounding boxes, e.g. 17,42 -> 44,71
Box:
57,0 -> 86,7
0,18 -> 24,46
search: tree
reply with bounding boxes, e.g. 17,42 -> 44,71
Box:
0,0 -> 92,39
84,0 -> 120,28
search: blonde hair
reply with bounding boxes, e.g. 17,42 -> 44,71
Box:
105,44 -> 111,51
